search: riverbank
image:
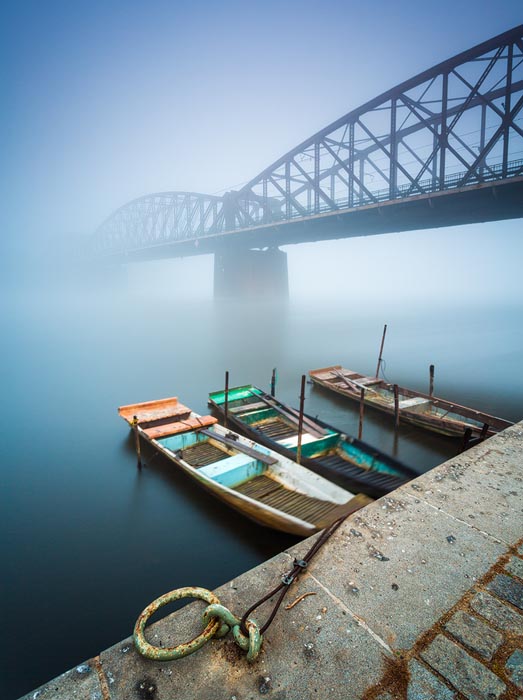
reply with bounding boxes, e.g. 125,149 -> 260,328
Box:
22,421 -> 523,699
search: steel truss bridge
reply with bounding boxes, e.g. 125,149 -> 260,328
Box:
94,26 -> 523,262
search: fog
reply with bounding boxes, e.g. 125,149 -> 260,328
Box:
118,219 -> 523,305
2,0 -> 523,304
2,3 -> 523,698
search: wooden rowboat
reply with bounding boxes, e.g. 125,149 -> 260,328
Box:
308,365 -> 513,438
208,385 -> 417,498
118,396 -> 371,536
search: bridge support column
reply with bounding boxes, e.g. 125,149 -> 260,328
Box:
214,247 -> 288,299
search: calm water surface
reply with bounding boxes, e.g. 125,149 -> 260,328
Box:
2,279 -> 522,698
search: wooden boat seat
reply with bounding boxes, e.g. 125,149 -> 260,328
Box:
358,377 -> 382,386
118,397 -> 191,425
144,415 -> 217,440
313,371 -> 339,380
333,380 -> 358,390
229,401 -> 267,414
310,367 -> 357,381
398,397 -> 431,410
279,433 -> 319,448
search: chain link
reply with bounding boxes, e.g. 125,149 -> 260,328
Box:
133,587 -> 263,662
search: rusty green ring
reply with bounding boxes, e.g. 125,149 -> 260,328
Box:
133,586 -> 222,661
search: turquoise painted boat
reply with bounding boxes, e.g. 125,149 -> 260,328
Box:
208,385 -> 417,498
118,396 -> 371,536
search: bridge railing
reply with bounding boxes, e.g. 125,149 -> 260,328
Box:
231,26 -> 523,231
94,26 -> 523,254
229,157 -> 523,227
92,192 -> 226,255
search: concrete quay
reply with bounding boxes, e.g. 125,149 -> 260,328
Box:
23,423 -> 523,700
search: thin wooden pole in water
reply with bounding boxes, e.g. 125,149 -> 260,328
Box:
461,427 -> 472,453
224,371 -> 229,428
358,388 -> 365,440
392,430 -> 399,457
296,375 -> 306,465
271,368 -> 277,397
429,364 -> 435,397
133,415 -> 142,469
375,324 -> 387,378
393,384 -> 400,430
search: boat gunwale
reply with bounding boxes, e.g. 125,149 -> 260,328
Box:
208,384 -> 263,404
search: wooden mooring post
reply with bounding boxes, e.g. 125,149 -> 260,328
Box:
393,384 -> 400,430
358,388 -> 365,440
224,370 -> 229,428
461,427 -> 472,452
296,375 -> 306,465
271,368 -> 277,397
429,364 -> 435,397
375,324 -> 387,378
132,415 -> 142,469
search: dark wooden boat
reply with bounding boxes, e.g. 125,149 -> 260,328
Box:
118,396 -> 371,536
208,385 -> 417,498
309,365 -> 514,438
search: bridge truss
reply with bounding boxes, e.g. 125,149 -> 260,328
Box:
95,25 -> 523,255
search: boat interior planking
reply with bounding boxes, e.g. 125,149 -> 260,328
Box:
308,366 -> 513,438
118,397 -> 371,536
208,385 -> 416,498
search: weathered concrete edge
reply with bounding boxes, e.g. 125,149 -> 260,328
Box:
21,422 -> 523,700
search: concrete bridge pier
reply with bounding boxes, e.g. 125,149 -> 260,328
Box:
213,247 -> 288,299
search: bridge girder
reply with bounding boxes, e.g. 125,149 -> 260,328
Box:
95,25 -> 523,257
93,191 -> 225,255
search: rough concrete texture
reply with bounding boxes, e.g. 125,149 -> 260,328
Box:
21,423 -> 523,700
23,661 -> 102,700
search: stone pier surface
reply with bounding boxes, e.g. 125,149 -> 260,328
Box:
23,424 -> 523,700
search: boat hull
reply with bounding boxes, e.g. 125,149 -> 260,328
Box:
150,441 -> 318,535
118,398 -> 371,535
208,385 -> 416,498
308,366 -> 513,438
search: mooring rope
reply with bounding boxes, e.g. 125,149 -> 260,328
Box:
239,513 -> 348,636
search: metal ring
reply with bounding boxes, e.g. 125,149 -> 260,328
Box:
133,587 -> 221,661
245,620 -> 263,662
231,619 -> 263,661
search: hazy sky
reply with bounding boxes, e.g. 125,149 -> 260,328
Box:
2,0 -> 522,299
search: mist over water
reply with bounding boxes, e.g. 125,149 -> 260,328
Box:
3,2 -> 523,696
2,248 -> 522,698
